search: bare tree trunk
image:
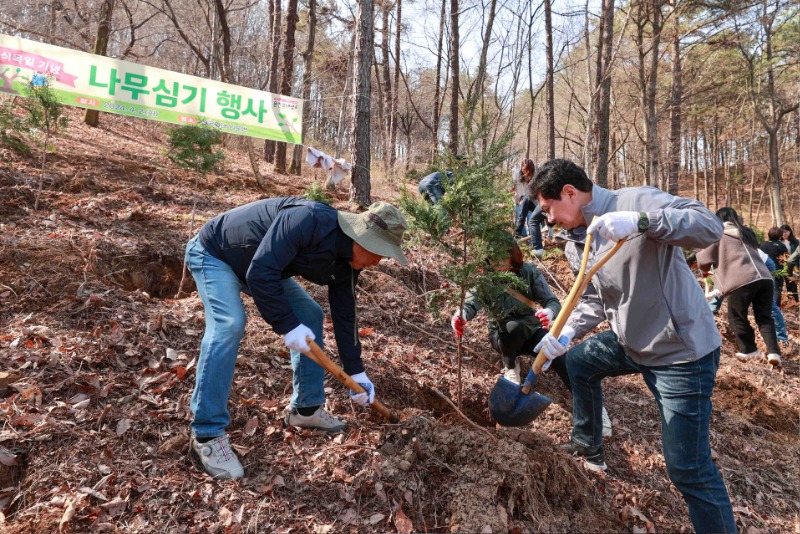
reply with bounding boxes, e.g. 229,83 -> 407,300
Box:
290,0 -> 317,175
693,127 -> 699,202
84,0 -> 115,127
274,0 -> 299,174
350,0 -> 374,207
593,0 -> 616,186
264,0 -> 283,163
390,0 -> 402,168
525,8 -> 534,158
380,3 -> 393,169
448,0 -> 460,155
667,30 -> 682,195
464,0 -> 498,134
334,32 -> 357,162
544,0 -> 555,159
431,0 -> 447,161
702,128 -> 709,209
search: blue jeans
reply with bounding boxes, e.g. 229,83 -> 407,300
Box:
185,237 -> 326,438
567,331 -> 736,533
771,299 -> 788,341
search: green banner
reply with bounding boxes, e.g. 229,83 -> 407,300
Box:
0,33 -> 303,143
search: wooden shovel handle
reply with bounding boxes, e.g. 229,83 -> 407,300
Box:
527,236 -> 625,386
304,339 -> 398,423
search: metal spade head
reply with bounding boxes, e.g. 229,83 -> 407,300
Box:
488,375 -> 553,427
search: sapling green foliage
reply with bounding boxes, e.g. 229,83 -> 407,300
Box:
22,76 -> 68,210
166,125 -> 225,175
401,136 -> 523,406
166,124 -> 225,298
0,97 -> 29,155
304,180 -> 333,205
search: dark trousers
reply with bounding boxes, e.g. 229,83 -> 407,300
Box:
727,278 -> 780,355
515,197 -> 548,250
489,322 -> 571,390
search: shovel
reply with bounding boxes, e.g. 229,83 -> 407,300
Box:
489,235 -> 625,427
303,339 -> 399,423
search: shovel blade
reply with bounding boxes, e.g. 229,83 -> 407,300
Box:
488,376 -> 553,427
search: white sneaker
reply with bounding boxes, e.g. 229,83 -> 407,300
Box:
766,353 -> 782,367
533,248 -> 544,258
601,406 -> 613,438
190,434 -> 244,480
735,350 -> 761,361
284,407 -> 346,434
503,361 -> 522,384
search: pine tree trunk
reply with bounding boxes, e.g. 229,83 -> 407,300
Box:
83,0 -> 115,127
390,0 -> 402,168
380,4 -> 393,170
349,0 -> 374,207
593,0 -> 615,187
667,31 -> 682,196
431,0 -> 446,161
290,0 -> 317,175
273,0 -> 299,174
264,0 -> 283,163
448,0 -> 460,155
544,0 -> 555,159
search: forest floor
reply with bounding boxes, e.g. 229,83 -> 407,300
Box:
1,109 -> 798,533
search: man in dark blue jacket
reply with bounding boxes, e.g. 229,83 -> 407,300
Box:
185,197 -> 408,479
417,170 -> 453,204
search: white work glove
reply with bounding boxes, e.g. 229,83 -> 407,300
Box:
535,308 -> 555,330
586,211 -> 640,241
349,372 -> 375,406
534,325 -> 576,370
451,309 -> 467,338
284,323 -> 314,353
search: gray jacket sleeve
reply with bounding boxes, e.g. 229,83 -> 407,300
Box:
642,189 -> 723,249
563,241 -> 605,339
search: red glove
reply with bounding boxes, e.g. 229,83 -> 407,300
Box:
535,309 -> 555,330
451,310 -> 466,338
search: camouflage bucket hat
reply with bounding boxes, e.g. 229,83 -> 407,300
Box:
337,202 -> 409,265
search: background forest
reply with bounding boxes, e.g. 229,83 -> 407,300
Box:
2,0 -> 798,223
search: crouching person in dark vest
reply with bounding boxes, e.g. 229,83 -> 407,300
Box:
185,198 -> 408,480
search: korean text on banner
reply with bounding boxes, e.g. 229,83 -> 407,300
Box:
0,33 -> 303,143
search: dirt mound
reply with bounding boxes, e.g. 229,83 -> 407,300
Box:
715,375 -> 799,435
377,417 -> 619,533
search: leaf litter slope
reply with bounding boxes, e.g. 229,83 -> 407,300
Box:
0,109 -> 798,533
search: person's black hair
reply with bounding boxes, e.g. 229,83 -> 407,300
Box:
715,207 -> 759,248
780,224 -> 796,241
768,226 -> 783,241
528,159 -> 593,201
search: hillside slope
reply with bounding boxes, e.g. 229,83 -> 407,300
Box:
1,111 -> 798,533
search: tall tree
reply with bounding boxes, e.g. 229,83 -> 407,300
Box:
634,0 -> 665,188
735,0 -> 799,225
350,0 -> 374,206
666,24 -> 682,195
591,0 -> 616,186
289,0 -> 317,175
448,0 -> 460,155
464,0 -> 498,135
380,2 -> 393,167
390,0 -> 402,168
431,0 -> 447,160
83,0 -> 115,127
264,0 -> 283,163
544,0 -> 555,159
274,0 -> 299,174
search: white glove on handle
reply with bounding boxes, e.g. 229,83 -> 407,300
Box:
533,325 -> 576,371
349,372 -> 375,406
284,323 -> 314,353
586,211 -> 639,241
